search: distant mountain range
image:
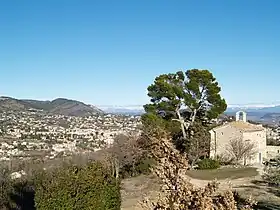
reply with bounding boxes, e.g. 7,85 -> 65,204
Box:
97,105 -> 144,115
98,104 -> 280,115
226,105 -> 280,113
0,96 -> 103,117
98,104 -> 280,124
3,96 -> 280,121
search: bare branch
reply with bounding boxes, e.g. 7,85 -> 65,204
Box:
225,137 -> 257,165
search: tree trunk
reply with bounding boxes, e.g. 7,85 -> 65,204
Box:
115,159 -> 119,179
132,162 -> 135,177
180,122 -> 187,139
244,156 -> 247,166
176,109 -> 187,139
190,159 -> 197,169
191,109 -> 197,124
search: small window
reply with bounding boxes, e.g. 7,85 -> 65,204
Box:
278,150 -> 279,153
221,132 -> 223,135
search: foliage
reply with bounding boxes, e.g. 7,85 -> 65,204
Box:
197,158 -> 220,170
262,157 -> 280,186
9,179 -> 36,210
142,69 -> 226,167
143,117 -> 211,168
140,127 -> 255,210
143,69 -> 227,139
216,154 -> 234,166
183,122 -> 211,166
0,167 -> 16,209
262,167 -> 280,186
0,156 -> 123,210
141,113 -> 181,137
225,137 -> 257,165
34,161 -> 121,210
0,166 -> 36,210
107,134 -> 152,179
120,157 -> 155,178
267,138 -> 280,146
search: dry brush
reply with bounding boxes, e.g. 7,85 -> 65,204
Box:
140,127 -> 256,210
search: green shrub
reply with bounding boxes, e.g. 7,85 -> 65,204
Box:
0,174 -> 15,209
263,167 -> 280,186
197,158 -> 220,170
135,157 -> 155,175
120,157 -> 155,178
34,161 -> 121,210
0,168 -> 35,210
216,155 -> 233,166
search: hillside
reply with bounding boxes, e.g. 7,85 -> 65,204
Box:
0,96 -> 103,116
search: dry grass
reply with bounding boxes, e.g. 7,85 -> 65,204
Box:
185,167 -> 258,180
121,175 -> 160,210
121,174 -> 280,210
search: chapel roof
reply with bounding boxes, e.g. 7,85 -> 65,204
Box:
212,121 -> 265,132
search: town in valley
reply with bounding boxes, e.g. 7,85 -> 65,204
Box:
0,97 -> 141,162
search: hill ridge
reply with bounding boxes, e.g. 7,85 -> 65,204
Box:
0,96 -> 103,116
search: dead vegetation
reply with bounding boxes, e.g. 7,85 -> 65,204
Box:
137,127 -> 256,210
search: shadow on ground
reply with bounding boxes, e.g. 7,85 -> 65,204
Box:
234,179 -> 280,210
251,180 -> 280,198
255,202 -> 280,210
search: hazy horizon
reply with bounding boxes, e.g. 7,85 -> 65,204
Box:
3,95 -> 280,108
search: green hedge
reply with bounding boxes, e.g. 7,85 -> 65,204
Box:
197,158 -> 220,170
34,161 -> 121,210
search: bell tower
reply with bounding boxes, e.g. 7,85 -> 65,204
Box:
236,111 -> 247,122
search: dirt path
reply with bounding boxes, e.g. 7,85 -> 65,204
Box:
121,175 -> 159,210
189,175 -> 280,203
188,174 -> 258,189
121,174 -> 280,210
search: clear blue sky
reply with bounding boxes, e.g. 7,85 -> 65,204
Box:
1,0 -> 280,106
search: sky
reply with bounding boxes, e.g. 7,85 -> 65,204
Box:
0,0 -> 280,106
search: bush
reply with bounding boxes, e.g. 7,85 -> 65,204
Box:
0,167 -> 35,210
262,157 -> 280,186
263,168 -> 280,186
197,158 -> 220,170
0,168 -> 15,210
34,161 -> 121,210
135,157 -> 155,175
216,155 -> 233,166
120,157 -> 155,178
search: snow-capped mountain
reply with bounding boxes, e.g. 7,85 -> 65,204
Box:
97,103 -> 280,115
226,103 -> 280,113
227,103 -> 280,109
97,105 -> 144,115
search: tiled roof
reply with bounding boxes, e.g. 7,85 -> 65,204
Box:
212,121 -> 265,132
